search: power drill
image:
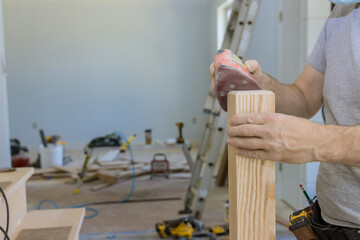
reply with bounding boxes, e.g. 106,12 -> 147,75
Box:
176,122 -> 184,144
289,185 -> 319,240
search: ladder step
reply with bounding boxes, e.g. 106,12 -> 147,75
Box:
0,168 -> 34,236
198,156 -> 206,163
11,208 -> 85,240
180,0 -> 261,219
190,187 -> 197,195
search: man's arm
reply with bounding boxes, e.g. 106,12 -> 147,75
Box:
227,113 -> 360,168
210,61 -> 325,118
210,60 -> 360,168
244,61 -> 325,118
319,124 -> 360,168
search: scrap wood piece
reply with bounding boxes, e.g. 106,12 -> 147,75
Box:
0,168 -> 16,173
90,180 -> 117,191
97,168 -> 150,182
93,165 -> 130,171
83,172 -> 99,182
32,166 -> 79,179
170,166 -> 189,173
33,168 -> 60,176
228,91 -> 276,240
15,226 -> 72,240
97,159 -> 130,167
54,166 -> 78,174
88,163 -> 145,172
66,172 -> 99,185
42,172 -> 74,178
31,168 -> 66,180
142,164 -> 188,173
170,173 -> 191,179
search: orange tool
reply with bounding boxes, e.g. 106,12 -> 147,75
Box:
214,49 -> 261,111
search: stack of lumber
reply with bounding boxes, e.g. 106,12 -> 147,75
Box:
30,148 -> 190,191
32,167 -> 78,179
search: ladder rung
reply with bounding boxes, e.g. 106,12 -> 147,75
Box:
190,187 -> 197,195
181,0 -> 262,220
199,156 -> 206,163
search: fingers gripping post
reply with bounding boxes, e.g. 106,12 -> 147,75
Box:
227,91 -> 276,240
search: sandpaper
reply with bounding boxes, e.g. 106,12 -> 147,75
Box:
16,226 -> 72,240
214,49 -> 261,111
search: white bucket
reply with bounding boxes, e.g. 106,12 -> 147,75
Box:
39,144 -> 63,169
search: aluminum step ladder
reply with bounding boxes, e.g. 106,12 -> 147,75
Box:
179,0 -> 262,220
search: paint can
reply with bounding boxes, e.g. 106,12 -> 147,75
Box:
39,144 -> 63,169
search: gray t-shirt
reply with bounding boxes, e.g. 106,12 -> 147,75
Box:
308,3 -> 360,228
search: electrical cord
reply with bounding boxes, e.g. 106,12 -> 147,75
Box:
0,187 -> 10,240
38,131 -> 136,220
0,227 -> 9,240
37,199 -> 58,209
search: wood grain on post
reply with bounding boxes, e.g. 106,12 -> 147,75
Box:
227,90 -> 276,240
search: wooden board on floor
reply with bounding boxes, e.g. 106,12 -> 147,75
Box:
33,168 -> 60,175
15,226 -> 72,240
98,169 -> 150,182
227,91 -> 276,240
11,208 -> 85,240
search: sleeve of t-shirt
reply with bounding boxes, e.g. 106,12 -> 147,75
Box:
308,23 -> 327,75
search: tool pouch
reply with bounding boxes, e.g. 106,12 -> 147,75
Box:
291,226 -> 320,240
310,201 -> 360,240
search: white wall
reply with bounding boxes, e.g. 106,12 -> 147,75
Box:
210,0 -> 227,52
4,0 -> 213,148
0,0 -> 10,167
247,0 -> 278,78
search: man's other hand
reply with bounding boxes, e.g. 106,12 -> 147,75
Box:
227,113 -> 324,164
245,60 -> 267,87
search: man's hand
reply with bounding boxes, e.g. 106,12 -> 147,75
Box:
245,60 -> 278,90
227,113 -> 325,164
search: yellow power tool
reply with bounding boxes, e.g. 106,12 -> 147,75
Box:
156,216 -> 227,239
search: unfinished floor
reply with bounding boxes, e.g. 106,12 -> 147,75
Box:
25,145 -> 295,240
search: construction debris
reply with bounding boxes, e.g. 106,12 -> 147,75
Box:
30,147 -> 191,191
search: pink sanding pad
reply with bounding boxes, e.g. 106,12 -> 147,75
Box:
214,49 -> 261,112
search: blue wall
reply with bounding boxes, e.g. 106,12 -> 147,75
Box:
4,0 -> 212,147
4,0 -> 280,148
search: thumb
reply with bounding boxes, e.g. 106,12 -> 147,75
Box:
245,60 -> 262,76
209,62 -> 215,75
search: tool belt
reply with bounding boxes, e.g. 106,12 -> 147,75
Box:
290,201 -> 360,240
310,201 -> 360,240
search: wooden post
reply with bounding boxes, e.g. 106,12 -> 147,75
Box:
227,90 -> 276,240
